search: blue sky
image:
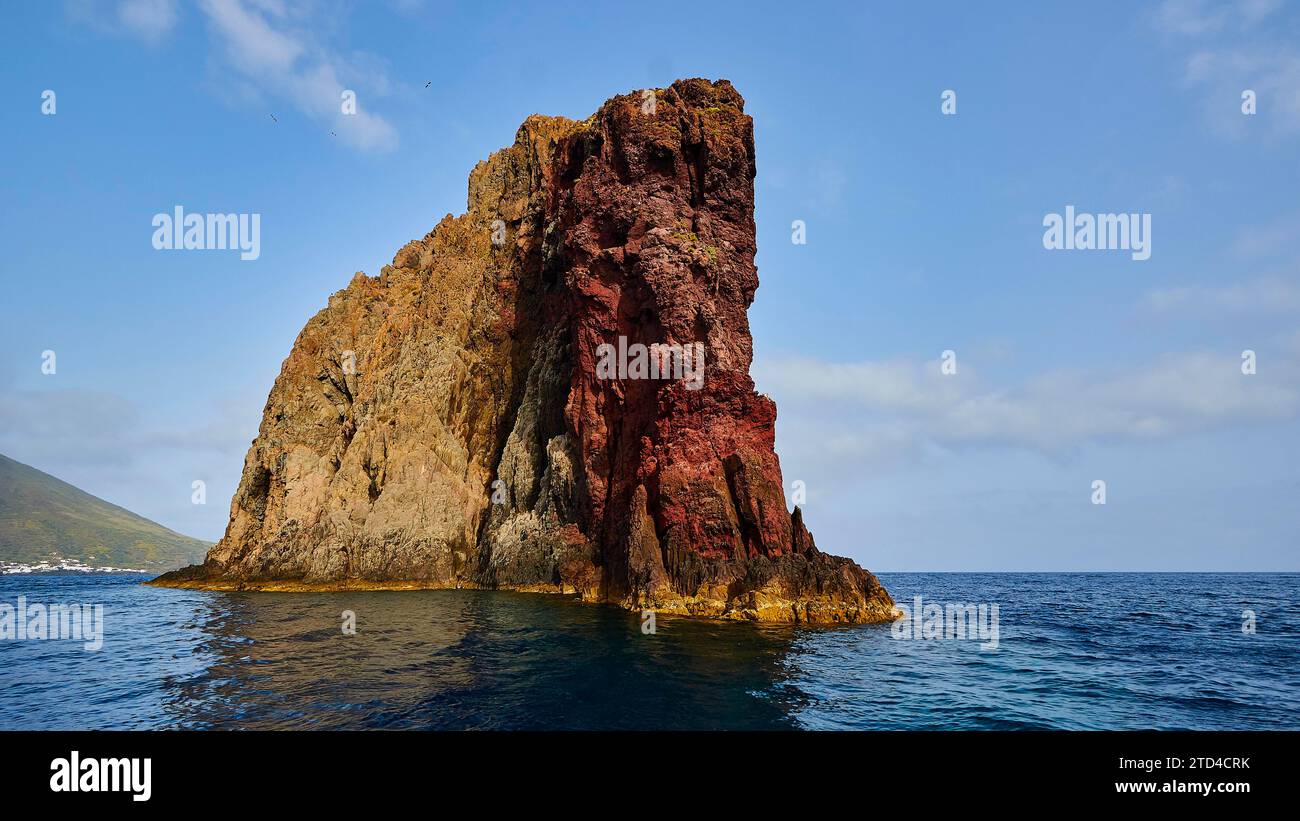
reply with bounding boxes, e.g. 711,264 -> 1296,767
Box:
1,0 -> 1297,570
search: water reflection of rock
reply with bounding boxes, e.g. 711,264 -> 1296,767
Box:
160,589 -> 807,729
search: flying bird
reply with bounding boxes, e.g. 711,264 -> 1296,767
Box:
425,81 -> 431,88
269,113 -> 278,123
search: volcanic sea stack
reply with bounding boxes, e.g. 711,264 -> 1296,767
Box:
152,79 -> 895,624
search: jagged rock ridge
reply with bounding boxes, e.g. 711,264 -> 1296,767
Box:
152,79 -> 896,624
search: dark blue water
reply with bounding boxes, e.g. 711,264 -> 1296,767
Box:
0,573 -> 1295,729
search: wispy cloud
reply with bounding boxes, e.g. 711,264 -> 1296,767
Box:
1233,211 -> 1300,257
118,0 -> 179,41
197,0 -> 400,152
1144,275 -> 1300,315
0,389 -> 142,467
1154,0 -> 1232,36
67,0 -> 179,43
1154,0 -> 1300,138
1153,0 -> 1283,36
0,387 -> 259,539
70,0 -> 400,152
0,388 -> 257,467
757,345 -> 1299,469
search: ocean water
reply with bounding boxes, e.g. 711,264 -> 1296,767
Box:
0,572 -> 1295,730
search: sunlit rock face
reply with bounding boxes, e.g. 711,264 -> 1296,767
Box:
152,79 -> 895,625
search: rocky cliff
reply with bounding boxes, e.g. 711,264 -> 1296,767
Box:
151,79 -> 896,624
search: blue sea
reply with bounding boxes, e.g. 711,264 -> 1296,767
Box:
0,572 -> 1296,730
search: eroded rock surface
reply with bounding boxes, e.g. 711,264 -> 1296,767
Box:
152,79 -> 896,624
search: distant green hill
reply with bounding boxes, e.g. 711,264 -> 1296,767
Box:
0,453 -> 211,570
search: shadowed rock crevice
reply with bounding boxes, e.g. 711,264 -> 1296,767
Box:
151,79 -> 896,624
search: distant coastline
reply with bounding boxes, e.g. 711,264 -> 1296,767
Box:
1,558 -> 147,575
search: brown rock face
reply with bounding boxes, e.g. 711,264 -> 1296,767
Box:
152,79 -> 895,624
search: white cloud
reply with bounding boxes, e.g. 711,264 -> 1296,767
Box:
0,388 -> 259,540
197,0 -> 399,152
1155,1 -> 1300,137
757,357 -> 962,411
1144,275 -> 1300,315
1186,45 -> 1300,137
117,0 -> 179,41
0,389 -> 257,467
757,345 -> 1300,465
200,0 -> 303,72
0,390 -> 141,467
66,0 -> 179,43
71,0 -> 400,152
1240,0 -> 1284,25
1233,211 -> 1300,257
1153,0 -> 1282,36
1154,0 -> 1231,35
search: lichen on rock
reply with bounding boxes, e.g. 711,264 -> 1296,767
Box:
150,79 -> 896,625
